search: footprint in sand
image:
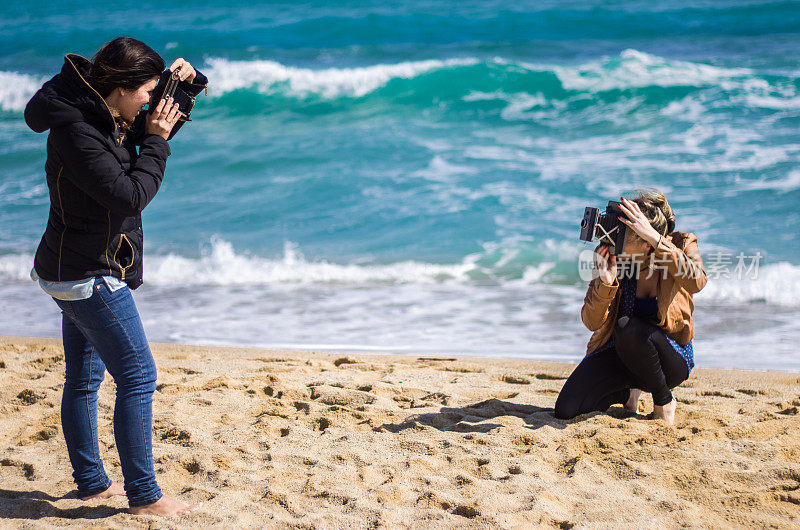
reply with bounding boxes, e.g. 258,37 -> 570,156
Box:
16,389 -> 42,405
775,402 -> 799,415
532,373 -> 567,381
700,390 -> 736,399
1,458 -> 35,480
500,375 -> 531,385
333,357 -> 358,367
27,355 -> 62,372
737,388 -> 767,396
159,426 -> 193,446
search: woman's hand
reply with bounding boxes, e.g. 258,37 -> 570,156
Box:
594,243 -> 617,285
617,197 -> 662,249
145,96 -> 182,140
168,58 -> 196,82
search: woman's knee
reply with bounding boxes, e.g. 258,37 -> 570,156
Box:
664,366 -> 689,390
111,351 -> 157,395
554,391 -> 580,420
64,355 -> 107,392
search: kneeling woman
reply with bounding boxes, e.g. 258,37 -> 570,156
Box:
554,190 -> 707,425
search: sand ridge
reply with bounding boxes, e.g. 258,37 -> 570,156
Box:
0,336 -> 798,528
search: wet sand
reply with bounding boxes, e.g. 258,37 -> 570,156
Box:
1,335 -> 798,528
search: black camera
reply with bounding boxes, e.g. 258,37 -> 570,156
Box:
579,201 -> 628,255
148,69 -> 201,121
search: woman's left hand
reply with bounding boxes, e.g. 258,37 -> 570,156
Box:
617,197 -> 662,248
169,58 -> 196,82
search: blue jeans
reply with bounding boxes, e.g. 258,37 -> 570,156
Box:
53,277 -> 162,507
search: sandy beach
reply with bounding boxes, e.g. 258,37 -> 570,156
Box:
1,335 -> 798,528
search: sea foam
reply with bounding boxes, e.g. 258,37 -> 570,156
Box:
3,239 -> 799,308
1,50 -> 795,112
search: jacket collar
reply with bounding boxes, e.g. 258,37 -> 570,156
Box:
61,53 -> 118,134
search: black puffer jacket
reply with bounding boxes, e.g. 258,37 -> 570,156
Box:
25,54 -> 207,289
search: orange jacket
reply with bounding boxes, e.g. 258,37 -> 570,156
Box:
582,231 -> 707,354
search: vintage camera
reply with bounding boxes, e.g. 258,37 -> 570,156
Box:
579,201 -> 628,255
148,69 -> 198,121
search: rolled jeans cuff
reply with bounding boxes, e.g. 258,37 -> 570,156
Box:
128,490 -> 163,508
77,477 -> 113,499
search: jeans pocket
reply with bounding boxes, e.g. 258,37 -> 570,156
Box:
94,276 -> 108,293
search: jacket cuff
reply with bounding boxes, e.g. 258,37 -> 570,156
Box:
593,277 -> 618,299
141,134 -> 171,157
653,233 -> 679,258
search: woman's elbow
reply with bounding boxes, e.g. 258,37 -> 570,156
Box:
679,269 -> 707,294
106,196 -> 145,216
581,309 -> 603,331
689,274 -> 708,294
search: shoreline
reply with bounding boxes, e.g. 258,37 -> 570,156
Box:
3,334 -> 797,375
2,335 -> 799,528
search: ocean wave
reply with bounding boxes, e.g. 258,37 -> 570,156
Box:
146,240 -> 476,285
201,49 -> 767,101
3,239 -> 800,307
204,57 -> 479,98
546,49 -> 752,92
734,170 -> 800,193
0,71 -> 46,112
0,238 -> 575,287
2,50 -> 794,113
699,261 -> 800,307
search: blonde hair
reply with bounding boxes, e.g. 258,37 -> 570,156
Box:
631,188 -> 675,236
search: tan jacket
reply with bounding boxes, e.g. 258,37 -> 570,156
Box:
582,231 -> 707,354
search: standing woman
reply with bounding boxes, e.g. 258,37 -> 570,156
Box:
24,37 -> 207,516
554,190 -> 707,426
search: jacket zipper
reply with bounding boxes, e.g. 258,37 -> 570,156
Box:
55,165 -> 65,281
112,234 -> 135,281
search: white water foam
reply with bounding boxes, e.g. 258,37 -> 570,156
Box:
201,50 -> 757,99
2,50 -> 796,112
545,49 -> 752,92
203,57 -> 479,98
3,239 -> 800,308
698,261 -> 800,308
0,71 -> 46,112
144,239 -> 477,285
734,170 -> 800,193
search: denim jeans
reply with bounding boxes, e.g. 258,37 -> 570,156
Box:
53,277 -> 162,507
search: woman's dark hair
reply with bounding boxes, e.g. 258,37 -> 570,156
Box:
87,37 -> 165,98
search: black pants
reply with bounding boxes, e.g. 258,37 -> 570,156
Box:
554,316 -> 690,420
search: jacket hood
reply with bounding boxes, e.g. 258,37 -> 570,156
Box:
25,53 -> 117,133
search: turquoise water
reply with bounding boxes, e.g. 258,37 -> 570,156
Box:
1,1 -> 799,369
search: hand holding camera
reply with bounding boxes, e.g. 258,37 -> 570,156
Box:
594,243 -> 617,285
146,58 -> 206,140
168,58 -> 196,82
145,96 -> 182,140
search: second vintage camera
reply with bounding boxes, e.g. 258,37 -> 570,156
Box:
579,200 -> 628,255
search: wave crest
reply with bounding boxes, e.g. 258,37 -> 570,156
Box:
0,71 -> 46,112
204,57 -> 479,98
1,50 -> 792,112
3,239 -> 799,308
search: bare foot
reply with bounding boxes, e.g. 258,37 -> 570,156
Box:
653,398 -> 677,426
80,482 -> 125,502
624,388 -> 642,413
128,495 -> 202,517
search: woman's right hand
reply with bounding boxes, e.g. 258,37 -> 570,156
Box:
145,96 -> 182,140
594,243 -> 617,285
